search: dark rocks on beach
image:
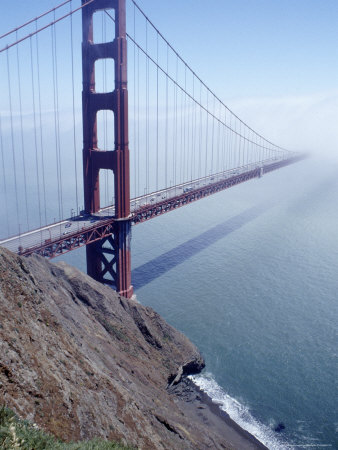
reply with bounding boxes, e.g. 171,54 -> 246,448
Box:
0,247 -> 267,449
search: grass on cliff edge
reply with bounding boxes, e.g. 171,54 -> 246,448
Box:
0,406 -> 133,449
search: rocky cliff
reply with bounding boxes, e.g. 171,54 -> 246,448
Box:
0,247 -> 264,449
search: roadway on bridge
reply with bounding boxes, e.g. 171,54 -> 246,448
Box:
0,160 -> 278,256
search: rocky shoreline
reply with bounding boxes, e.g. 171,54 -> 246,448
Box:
0,247 -> 267,449
170,377 -> 268,449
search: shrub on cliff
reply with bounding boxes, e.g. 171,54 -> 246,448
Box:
0,406 -> 132,449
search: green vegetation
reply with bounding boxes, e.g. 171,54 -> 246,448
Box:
0,406 -> 132,450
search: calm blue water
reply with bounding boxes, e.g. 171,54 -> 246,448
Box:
59,157 -> 338,449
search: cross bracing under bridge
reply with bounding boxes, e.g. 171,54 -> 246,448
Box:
0,0 -> 306,297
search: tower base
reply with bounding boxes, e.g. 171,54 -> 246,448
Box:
86,219 -> 133,298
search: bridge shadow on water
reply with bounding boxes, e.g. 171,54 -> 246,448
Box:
132,202 -> 273,290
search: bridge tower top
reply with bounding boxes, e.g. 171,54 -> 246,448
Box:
81,0 -> 130,218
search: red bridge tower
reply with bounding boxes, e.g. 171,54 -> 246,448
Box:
81,0 -> 133,298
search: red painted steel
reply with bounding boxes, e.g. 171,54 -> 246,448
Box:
132,156 -> 305,224
17,155 -> 305,260
81,0 -> 133,298
19,219 -> 116,258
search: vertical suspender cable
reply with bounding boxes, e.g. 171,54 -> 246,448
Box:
217,100 -> 221,173
239,123 -> 242,167
54,17 -> 64,219
35,23 -> 48,225
242,123 -> 245,167
180,78 -> 184,184
249,130 -> 251,165
242,125 -> 245,167
137,46 -> 140,197
204,89 -> 209,178
156,32 -> 159,191
6,51 -> 20,235
198,83 -> 202,179
194,77 -> 198,180
173,55 -> 178,187
165,44 -> 169,188
69,0 -> 79,214
245,127 -> 248,166
233,117 -> 238,169
183,64 -> 187,183
55,19 -> 64,219
230,113 -> 234,169
145,20 -> 149,195
246,128 -> 249,166
255,131 -> 258,163
186,73 -> 191,181
246,129 -> 252,164
238,120 -> 241,167
225,108 -> 229,170
221,104 -> 224,172
211,95 -> 215,175
51,23 -> 62,221
191,74 -> 196,181
223,106 -> 227,171
246,129 -> 249,165
15,32 -> 30,230
30,36 -> 43,230
0,114 -> 10,237
133,3 -> 136,198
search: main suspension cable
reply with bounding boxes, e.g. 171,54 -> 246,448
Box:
0,0 -> 72,40
129,0 -> 288,152
0,0 -> 95,53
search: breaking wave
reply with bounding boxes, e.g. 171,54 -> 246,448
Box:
189,372 -> 289,450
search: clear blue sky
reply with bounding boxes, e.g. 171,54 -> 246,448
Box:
135,1 -> 338,159
134,0 -> 338,97
1,0 -> 337,96
1,0 -> 337,156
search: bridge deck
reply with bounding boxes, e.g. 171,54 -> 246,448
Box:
0,156 -> 304,259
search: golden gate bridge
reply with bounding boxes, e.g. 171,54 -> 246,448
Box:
0,0 -> 305,298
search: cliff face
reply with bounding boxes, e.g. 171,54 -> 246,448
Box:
0,248 -> 266,450
0,247 -> 210,449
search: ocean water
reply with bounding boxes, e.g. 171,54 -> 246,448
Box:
59,156 -> 337,449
